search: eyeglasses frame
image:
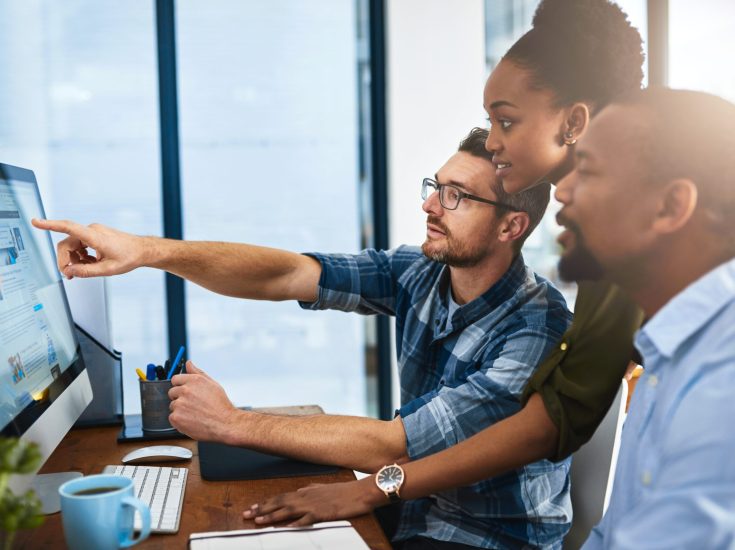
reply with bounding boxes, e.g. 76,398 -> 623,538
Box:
421,178 -> 523,212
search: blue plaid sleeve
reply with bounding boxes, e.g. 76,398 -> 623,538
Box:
400,323 -> 565,459
298,246 -> 422,316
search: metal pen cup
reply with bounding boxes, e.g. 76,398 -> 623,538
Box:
139,379 -> 175,432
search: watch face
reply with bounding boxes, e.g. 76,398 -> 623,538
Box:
377,465 -> 404,491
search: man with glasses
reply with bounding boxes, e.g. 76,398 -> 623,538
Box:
34,128 -> 572,549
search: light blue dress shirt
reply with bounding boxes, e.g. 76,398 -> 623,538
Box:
583,257 -> 735,549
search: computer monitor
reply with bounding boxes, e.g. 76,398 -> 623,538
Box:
0,163 -> 93,512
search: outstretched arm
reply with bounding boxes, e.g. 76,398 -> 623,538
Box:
31,218 -> 321,301
243,392 -> 557,526
168,362 -> 409,472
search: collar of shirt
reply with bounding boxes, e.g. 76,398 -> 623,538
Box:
636,257 -> 735,361
433,253 -> 527,339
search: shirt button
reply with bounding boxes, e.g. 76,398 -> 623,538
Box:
641,471 -> 652,485
560,342 -> 568,351
648,374 -> 659,387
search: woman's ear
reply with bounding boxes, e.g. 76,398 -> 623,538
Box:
562,103 -> 591,144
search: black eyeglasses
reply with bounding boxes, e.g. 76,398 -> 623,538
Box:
421,178 -> 522,211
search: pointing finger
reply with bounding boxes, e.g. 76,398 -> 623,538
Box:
32,218 -> 98,243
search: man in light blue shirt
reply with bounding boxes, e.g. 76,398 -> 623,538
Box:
587,258 -> 735,548
553,88 -> 735,548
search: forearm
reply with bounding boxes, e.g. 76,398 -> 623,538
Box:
244,393 -> 562,525
361,393 -> 558,506
142,237 -> 320,301
220,411 -> 408,472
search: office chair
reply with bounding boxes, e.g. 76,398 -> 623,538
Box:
563,380 -> 628,550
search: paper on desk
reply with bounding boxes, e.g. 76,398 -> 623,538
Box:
188,520 -> 370,549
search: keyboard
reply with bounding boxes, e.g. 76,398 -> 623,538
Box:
104,464 -> 188,534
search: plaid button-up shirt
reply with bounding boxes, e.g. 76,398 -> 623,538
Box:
301,246 -> 573,549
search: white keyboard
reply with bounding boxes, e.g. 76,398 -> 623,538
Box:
104,464 -> 188,534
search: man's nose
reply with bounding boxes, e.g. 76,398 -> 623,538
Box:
554,171 -> 575,205
422,188 -> 443,215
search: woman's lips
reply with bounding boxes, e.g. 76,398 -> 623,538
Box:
494,162 -> 512,178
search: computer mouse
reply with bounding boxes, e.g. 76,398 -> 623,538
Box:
121,445 -> 193,464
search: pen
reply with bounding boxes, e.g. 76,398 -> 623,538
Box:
145,364 -> 157,381
167,345 -> 186,380
155,365 -> 166,381
135,368 -> 146,381
173,356 -> 185,376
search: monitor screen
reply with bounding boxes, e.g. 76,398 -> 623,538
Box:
0,163 -> 88,438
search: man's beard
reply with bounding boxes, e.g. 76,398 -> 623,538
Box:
421,216 -> 488,268
556,216 -> 605,282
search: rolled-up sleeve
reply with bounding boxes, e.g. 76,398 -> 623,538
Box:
298,247 -> 420,316
523,281 -> 643,461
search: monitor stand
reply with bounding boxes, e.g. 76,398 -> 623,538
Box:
118,414 -> 186,442
31,472 -> 83,514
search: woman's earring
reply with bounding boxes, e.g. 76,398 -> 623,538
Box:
563,131 -> 577,146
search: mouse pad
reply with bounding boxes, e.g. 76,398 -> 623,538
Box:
198,441 -> 339,481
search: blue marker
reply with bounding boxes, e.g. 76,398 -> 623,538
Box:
167,346 -> 185,380
145,363 -> 157,381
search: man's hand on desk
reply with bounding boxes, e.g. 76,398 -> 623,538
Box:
168,361 -> 240,441
243,476 -> 385,527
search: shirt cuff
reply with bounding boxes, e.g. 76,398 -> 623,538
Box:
399,391 -> 459,460
297,252 -> 362,312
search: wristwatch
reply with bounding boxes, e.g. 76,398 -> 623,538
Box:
375,463 -> 405,502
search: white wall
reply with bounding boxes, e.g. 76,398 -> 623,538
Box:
385,0 -> 487,409
386,0 -> 487,250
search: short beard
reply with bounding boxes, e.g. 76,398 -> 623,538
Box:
421,217 -> 487,268
557,224 -> 605,282
422,242 -> 485,268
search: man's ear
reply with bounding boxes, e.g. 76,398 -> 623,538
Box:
652,179 -> 698,235
498,212 -> 531,248
562,103 -> 590,143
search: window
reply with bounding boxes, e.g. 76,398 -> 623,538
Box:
668,0 -> 735,103
176,0 -> 368,414
0,0 -> 373,416
0,0 -> 166,415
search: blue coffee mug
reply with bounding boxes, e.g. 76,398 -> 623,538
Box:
59,474 -> 151,549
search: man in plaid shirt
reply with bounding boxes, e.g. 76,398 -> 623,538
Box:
36,128 -> 572,549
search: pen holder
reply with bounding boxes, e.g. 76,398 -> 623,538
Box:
139,379 -> 175,433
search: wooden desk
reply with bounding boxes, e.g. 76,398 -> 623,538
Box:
15,407 -> 391,549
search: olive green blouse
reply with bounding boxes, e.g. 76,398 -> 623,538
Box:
521,280 -> 644,461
